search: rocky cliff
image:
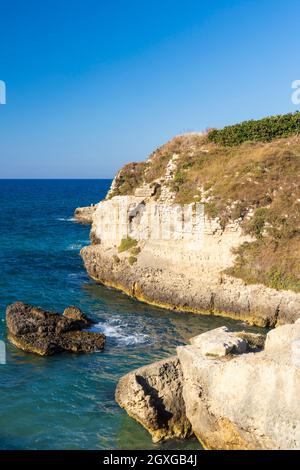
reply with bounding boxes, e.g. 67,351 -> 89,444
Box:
80,123 -> 300,327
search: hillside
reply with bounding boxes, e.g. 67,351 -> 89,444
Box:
107,113 -> 300,294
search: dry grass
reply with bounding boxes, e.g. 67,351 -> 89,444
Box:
108,162 -> 147,198
107,131 -> 300,292
170,135 -> 300,291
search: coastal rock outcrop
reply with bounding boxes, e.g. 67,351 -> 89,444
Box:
74,204 -> 98,224
80,131 -> 300,327
81,242 -> 300,327
6,302 -> 105,355
116,323 -> 300,449
115,357 -> 192,443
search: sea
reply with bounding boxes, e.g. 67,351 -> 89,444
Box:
0,179 -> 258,450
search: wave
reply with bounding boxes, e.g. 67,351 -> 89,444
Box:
66,241 -> 89,251
91,320 -> 150,346
57,217 -> 76,222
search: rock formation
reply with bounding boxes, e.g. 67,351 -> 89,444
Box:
6,302 -> 105,355
79,131 -> 300,327
74,204 -> 98,224
116,323 -> 300,450
116,357 -> 192,443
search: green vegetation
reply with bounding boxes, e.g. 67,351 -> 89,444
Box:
245,207 -> 269,238
107,112 -> 300,293
208,112 -> 300,146
226,239 -> 300,293
157,132 -> 300,293
204,202 -> 219,219
118,237 -> 138,253
108,162 -> 147,198
130,246 -> 141,256
128,256 -> 137,265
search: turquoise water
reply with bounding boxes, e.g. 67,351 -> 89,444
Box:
0,180 -> 259,450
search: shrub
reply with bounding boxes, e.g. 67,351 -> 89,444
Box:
130,246 -> 141,256
128,256 -> 137,265
208,111 -> 300,146
108,162 -> 147,198
245,207 -> 269,238
205,202 -> 219,219
118,237 -> 138,253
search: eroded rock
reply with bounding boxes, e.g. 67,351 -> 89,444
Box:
63,306 -> 92,326
6,302 -> 105,356
116,324 -> 300,449
115,356 -> 192,443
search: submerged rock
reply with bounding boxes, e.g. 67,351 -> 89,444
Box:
115,356 -> 192,443
6,302 -> 105,356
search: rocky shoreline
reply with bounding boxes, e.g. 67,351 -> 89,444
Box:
77,152 -> 300,327
75,129 -> 300,450
81,243 -> 300,327
116,324 -> 300,449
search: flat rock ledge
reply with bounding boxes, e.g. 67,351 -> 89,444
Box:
6,302 -> 105,356
116,323 -> 300,449
74,204 -> 98,224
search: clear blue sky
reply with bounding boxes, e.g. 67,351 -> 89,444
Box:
0,0 -> 299,178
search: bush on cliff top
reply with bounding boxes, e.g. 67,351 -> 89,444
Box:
208,111 -> 300,146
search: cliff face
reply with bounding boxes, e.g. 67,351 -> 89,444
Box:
80,129 -> 300,327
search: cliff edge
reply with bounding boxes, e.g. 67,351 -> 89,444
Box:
80,113 -> 300,326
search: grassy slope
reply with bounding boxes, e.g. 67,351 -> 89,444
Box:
107,120 -> 300,293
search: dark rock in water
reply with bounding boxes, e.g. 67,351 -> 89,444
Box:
59,330 -> 106,353
63,306 -> 92,326
6,301 -> 105,356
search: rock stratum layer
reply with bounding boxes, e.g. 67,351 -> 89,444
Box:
116,324 -> 300,450
79,131 -> 300,326
6,302 -> 105,355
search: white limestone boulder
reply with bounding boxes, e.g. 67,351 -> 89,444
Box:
189,326 -> 248,357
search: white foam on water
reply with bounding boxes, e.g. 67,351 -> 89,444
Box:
57,217 -> 76,222
66,241 -> 89,251
91,320 -> 150,346
67,243 -> 86,251
67,243 -> 82,251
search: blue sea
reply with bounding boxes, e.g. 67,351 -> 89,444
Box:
0,180 -> 258,450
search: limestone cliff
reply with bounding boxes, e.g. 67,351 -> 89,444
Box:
80,124 -> 300,326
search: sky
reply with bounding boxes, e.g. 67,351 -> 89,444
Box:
0,0 -> 299,178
